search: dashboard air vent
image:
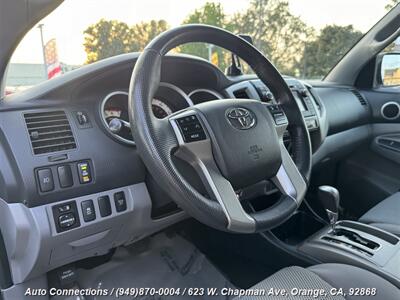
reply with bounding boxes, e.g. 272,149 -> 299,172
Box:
350,89 -> 368,106
233,89 -> 249,99
24,111 -> 77,155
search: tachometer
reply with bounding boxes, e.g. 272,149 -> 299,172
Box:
152,98 -> 173,118
104,107 -> 122,119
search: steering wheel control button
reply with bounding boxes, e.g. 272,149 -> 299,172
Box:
176,115 -> 206,143
273,113 -> 288,125
77,161 -> 92,184
98,196 -> 112,217
267,105 -> 288,125
81,200 -> 96,222
114,191 -> 127,212
58,213 -> 76,229
57,165 -> 73,188
36,168 -> 54,192
306,119 -> 318,130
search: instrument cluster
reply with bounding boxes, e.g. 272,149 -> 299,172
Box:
100,83 -> 222,145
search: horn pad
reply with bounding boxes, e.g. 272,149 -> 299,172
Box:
196,99 -> 282,189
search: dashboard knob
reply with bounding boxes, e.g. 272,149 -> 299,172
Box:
265,91 -> 274,101
108,118 -> 122,133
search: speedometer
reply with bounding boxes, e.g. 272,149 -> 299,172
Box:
100,84 -> 188,145
152,98 -> 173,118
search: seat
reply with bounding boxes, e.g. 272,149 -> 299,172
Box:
235,263 -> 399,300
359,192 -> 400,236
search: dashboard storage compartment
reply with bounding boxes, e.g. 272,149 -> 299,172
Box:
49,227 -> 122,266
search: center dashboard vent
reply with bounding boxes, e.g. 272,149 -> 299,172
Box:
350,89 -> 368,106
24,110 -> 77,155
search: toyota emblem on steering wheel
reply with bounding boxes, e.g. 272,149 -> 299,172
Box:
226,107 -> 256,130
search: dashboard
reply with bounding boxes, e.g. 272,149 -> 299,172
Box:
0,53 -> 371,284
99,75 -> 322,148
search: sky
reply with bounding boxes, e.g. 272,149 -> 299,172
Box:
11,0 -> 390,65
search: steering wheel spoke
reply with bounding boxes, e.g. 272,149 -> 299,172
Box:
264,104 -> 307,204
169,111 -> 256,233
272,144 -> 307,204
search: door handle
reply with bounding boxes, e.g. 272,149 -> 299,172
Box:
377,137 -> 400,152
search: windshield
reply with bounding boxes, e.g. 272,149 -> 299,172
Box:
5,0 -> 391,94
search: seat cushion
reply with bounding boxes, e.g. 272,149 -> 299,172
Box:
310,264 -> 399,299
236,263 -> 399,300
359,192 -> 400,236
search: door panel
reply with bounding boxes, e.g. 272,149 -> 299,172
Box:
337,147 -> 400,218
372,132 -> 400,163
336,90 -> 400,218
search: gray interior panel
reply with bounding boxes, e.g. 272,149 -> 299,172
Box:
312,125 -> 370,168
1,275 -> 48,300
0,183 -> 187,284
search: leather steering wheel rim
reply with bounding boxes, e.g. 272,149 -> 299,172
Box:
129,24 -> 312,233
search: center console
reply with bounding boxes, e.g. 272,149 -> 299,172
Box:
299,221 -> 400,288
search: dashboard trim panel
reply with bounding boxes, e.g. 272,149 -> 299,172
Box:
188,88 -> 224,100
225,81 -> 260,99
160,82 -> 194,107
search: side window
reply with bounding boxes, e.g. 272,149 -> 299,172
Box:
5,26 -> 67,95
6,27 -> 45,95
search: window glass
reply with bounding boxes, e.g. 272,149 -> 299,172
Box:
5,0 -> 390,95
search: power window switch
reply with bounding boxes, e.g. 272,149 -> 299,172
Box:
81,200 -> 96,222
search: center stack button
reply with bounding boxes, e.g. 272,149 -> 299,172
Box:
77,161 -> 92,184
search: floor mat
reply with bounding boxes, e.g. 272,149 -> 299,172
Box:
76,233 -> 234,299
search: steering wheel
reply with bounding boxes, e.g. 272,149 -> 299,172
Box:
129,24 -> 312,233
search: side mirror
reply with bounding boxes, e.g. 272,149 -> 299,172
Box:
380,52 -> 400,86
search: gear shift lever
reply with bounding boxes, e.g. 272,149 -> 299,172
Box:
318,186 -> 340,231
